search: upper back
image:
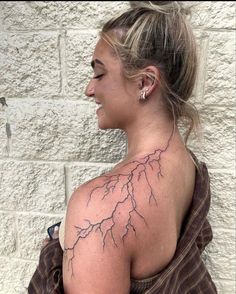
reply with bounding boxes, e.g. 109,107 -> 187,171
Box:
63,141 -> 196,294
105,145 -> 196,279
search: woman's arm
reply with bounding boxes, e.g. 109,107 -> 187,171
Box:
63,182 -> 132,294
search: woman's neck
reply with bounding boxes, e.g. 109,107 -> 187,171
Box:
124,116 -> 179,161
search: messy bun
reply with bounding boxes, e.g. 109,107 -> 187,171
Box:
101,0 -> 199,144
130,1 -> 192,17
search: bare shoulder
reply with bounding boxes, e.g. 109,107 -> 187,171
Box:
63,173 -> 133,293
63,147 -> 195,286
64,168 -> 144,251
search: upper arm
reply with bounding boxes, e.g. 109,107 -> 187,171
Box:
63,183 -> 132,294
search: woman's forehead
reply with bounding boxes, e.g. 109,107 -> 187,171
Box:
93,38 -> 112,56
92,38 -> 120,67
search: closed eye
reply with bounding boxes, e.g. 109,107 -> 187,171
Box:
93,74 -> 104,79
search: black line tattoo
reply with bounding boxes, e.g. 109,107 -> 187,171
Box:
64,129 -> 174,276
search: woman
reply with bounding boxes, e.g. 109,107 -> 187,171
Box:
63,1 -> 216,293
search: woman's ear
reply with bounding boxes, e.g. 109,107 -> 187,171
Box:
141,66 -> 159,97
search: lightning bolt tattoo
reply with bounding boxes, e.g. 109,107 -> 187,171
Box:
64,129 -> 173,275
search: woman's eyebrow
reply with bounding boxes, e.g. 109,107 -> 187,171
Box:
91,59 -> 105,68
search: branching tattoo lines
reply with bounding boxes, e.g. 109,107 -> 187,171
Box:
64,132 -> 173,275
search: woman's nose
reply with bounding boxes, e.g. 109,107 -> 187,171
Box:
85,80 -> 95,97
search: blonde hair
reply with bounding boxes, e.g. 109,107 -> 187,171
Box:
101,1 -> 200,144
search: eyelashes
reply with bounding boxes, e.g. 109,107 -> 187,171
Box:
93,74 -> 104,80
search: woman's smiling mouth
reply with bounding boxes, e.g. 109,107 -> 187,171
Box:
95,101 -> 103,113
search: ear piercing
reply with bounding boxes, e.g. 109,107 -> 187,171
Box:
139,88 -> 148,101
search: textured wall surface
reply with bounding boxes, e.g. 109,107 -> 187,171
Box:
0,1 -> 235,293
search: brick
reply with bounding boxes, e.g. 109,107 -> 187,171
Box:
0,32 -> 60,98
192,30 -> 235,106
6,99 -> 126,162
0,212 -> 16,256
187,106 -> 235,169
203,228 -> 236,281
204,32 -> 235,105
0,160 -> 65,213
0,6 -> 3,31
191,1 -> 236,29
66,163 -> 113,200
208,171 -> 235,229
201,106 -> 235,169
17,214 -> 63,259
0,107 -> 8,158
65,31 -> 98,99
212,279 -> 236,294
0,257 -> 37,294
0,1 -> 129,31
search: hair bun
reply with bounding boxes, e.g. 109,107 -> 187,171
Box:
129,1 -> 192,17
130,1 -> 173,7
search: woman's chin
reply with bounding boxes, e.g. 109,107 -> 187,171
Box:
97,119 -> 109,130
97,120 -> 117,130
96,114 -> 120,130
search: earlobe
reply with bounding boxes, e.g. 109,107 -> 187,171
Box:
139,88 -> 148,101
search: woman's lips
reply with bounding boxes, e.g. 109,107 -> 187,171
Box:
95,102 -> 102,114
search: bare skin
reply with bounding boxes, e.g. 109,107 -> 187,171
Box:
62,38 -> 196,294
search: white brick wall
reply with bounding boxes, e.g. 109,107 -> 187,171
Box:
0,1 -> 235,293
